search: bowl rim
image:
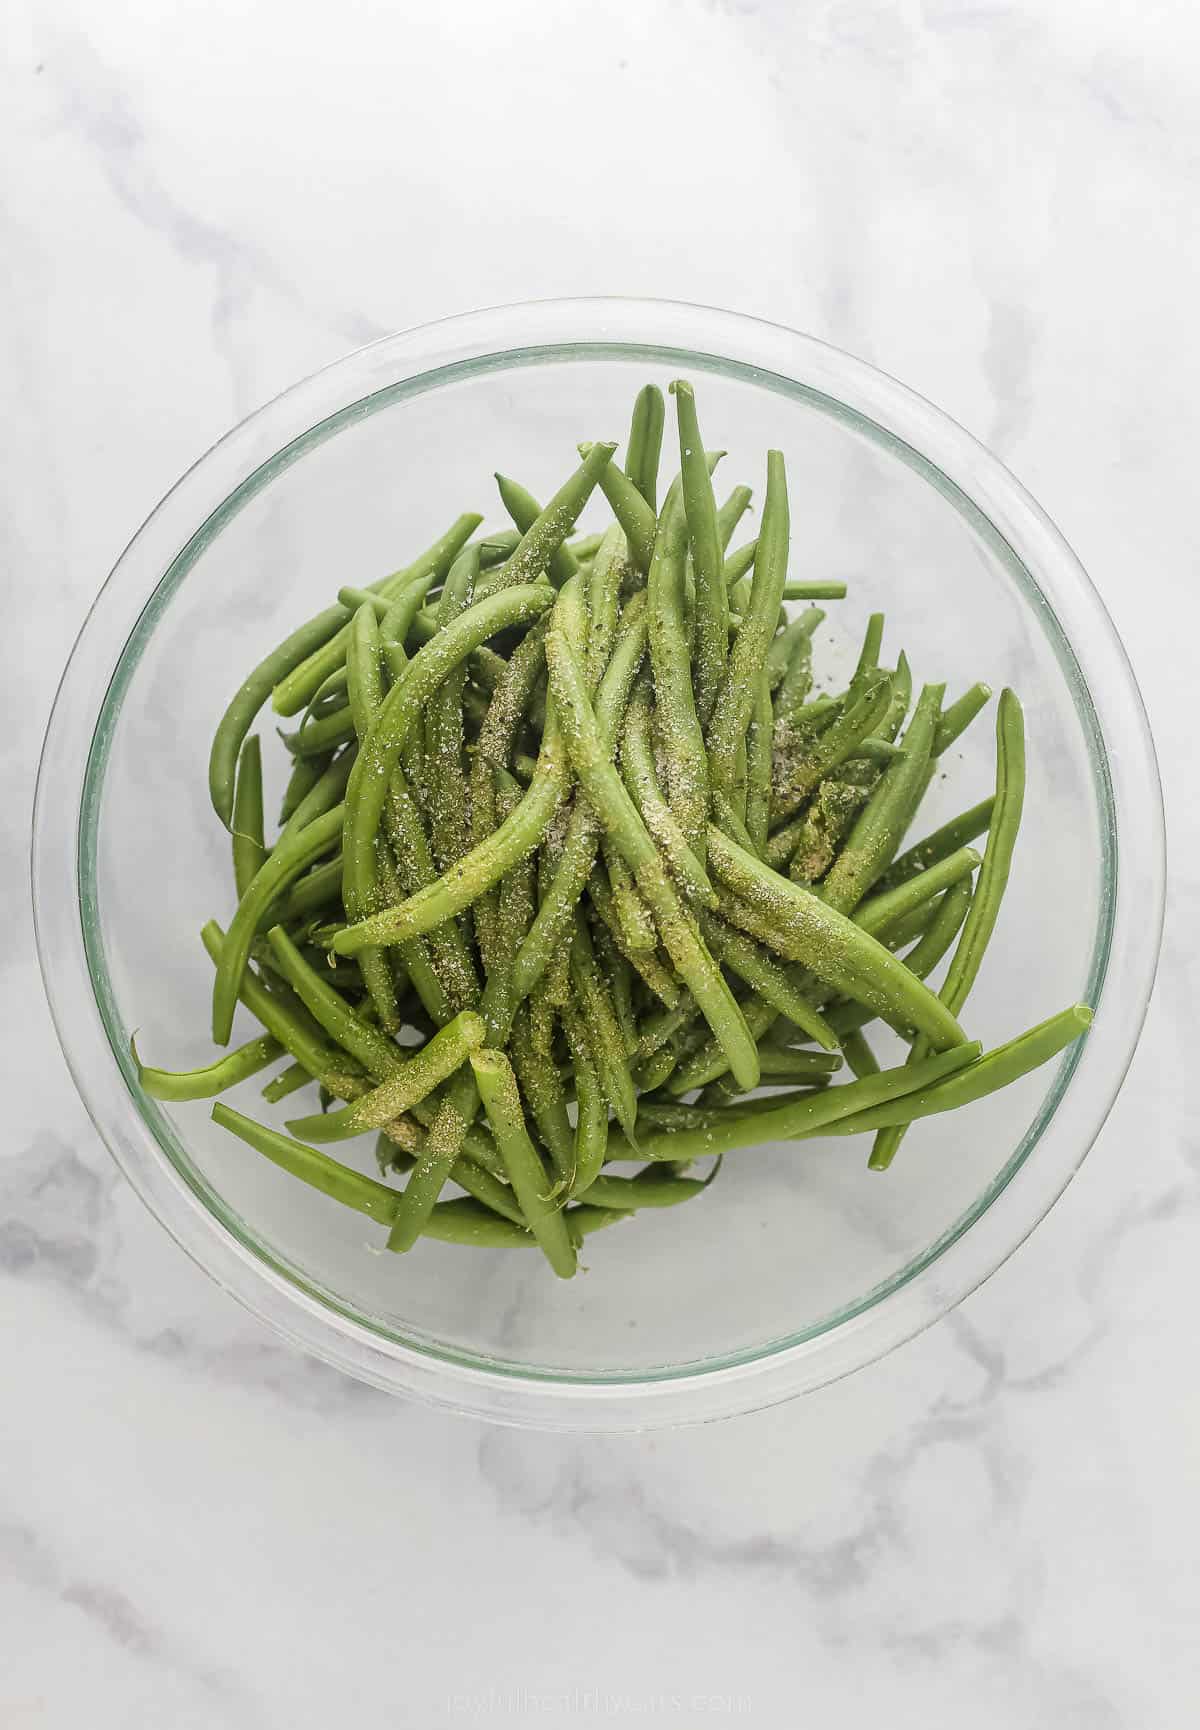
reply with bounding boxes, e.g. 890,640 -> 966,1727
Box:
32,295 -> 1165,1431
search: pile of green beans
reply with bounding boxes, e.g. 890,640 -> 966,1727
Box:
136,382 -> 1093,1279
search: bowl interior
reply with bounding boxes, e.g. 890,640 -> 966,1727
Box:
82,348 -> 1110,1383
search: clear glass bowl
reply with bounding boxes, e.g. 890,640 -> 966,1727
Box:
32,299 -> 1164,1430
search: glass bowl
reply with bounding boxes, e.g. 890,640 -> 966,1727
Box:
32,298 -> 1164,1431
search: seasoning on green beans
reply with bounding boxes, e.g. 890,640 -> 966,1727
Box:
137,381 -> 1093,1274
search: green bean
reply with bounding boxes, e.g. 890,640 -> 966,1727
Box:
841,1030 -> 880,1080
509,1005 -> 576,1181
545,615 -> 759,1090
755,1048 -> 843,1081
571,914 -> 639,1140
132,1031 -> 283,1101
600,842 -> 657,952
346,603 -> 384,742
495,473 -> 579,586
869,689 -> 1025,1170
338,681 -> 569,955
625,383 -> 666,510
382,767 -> 479,1011
378,577 -> 439,684
587,867 -> 681,1006
852,845 -> 981,939
585,524 -> 631,689
270,513 -> 483,720
773,629 -> 818,725
593,450 -> 658,574
853,613 -> 885,682
567,530 -> 603,563
337,585 -> 554,985
285,1010 -> 485,1142
207,601 -> 353,825
672,380 -> 729,728
633,1045 -> 679,1093
825,875 -> 973,1039
262,1059 -> 313,1104
707,450 -> 790,814
745,671 -> 774,852
425,549 -> 479,874
283,704 -> 356,759
562,999 -> 608,1194
699,913 -> 838,1050
771,671 -> 894,822
878,652 -> 912,744
276,746 -> 355,846
646,480 -> 710,858
872,797 -> 996,895
576,1166 -> 717,1210
479,529 -> 522,567
775,765 -> 878,883
716,486 -> 753,551
265,925 -> 402,1079
817,1005 -> 1093,1143
706,825 -> 966,1052
933,683 -> 992,756
619,681 -> 716,908
278,755 -> 326,824
231,735 -> 267,898
489,442 -> 616,592
782,581 -> 848,600
200,921 -> 363,1094
212,803 -> 346,1045
819,682 -> 943,915
723,537 -> 758,590
508,594 -> 650,1005
470,1048 -> 577,1277
214,1103 -> 530,1245
611,1041 -> 980,1162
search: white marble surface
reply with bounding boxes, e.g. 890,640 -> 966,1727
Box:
3,0 -> 1197,1722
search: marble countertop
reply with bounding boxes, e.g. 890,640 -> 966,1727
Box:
5,1 -> 1196,1723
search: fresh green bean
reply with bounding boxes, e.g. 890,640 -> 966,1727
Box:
495,473 -> 579,587
200,921 -> 363,1094
285,1010 -> 485,1142
872,797 -> 996,895
672,380 -> 729,728
745,671 -> 774,852
270,513 -> 482,720
716,486 -> 753,551
782,581 -> 848,600
706,825 -> 967,1052
699,913 -> 838,1051
771,671 -> 894,822
708,450 -> 790,813
646,480 -> 710,858
619,681 -> 716,908
489,442 -> 616,593
133,1031 -> 283,1101
593,450 -> 658,574
869,689 -> 1025,1170
562,999 -> 608,1194
545,614 -> 759,1090
212,803 -> 346,1045
231,735 -> 266,898
585,524 -> 631,689
571,914 -> 639,1140
852,845 -> 981,939
825,875 -> 973,1039
933,683 -> 992,756
470,1048 -> 577,1277
819,682 -> 944,915
610,1042 -> 980,1162
625,383 -> 666,511
337,585 -> 554,986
